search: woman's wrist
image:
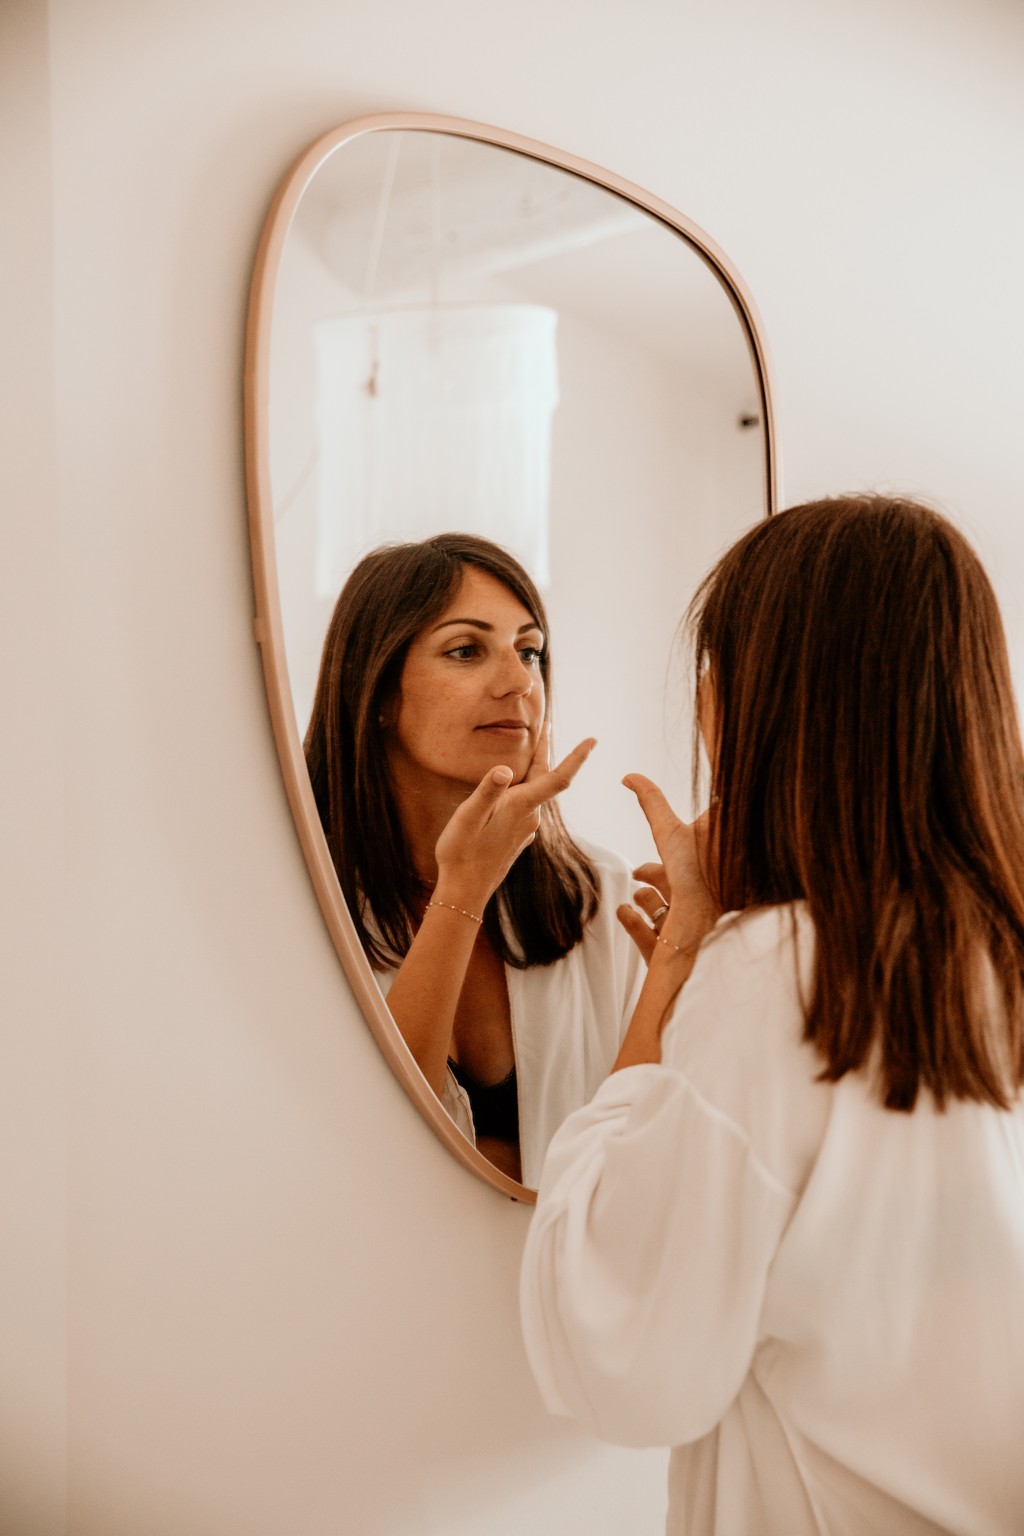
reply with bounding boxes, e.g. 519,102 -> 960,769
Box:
431,874 -> 493,922
651,931 -> 701,958
613,954 -> 696,1070
646,943 -> 699,993
659,902 -> 720,957
424,895 -> 485,927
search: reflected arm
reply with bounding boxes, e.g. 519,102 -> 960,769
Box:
385,741 -> 596,1098
384,895 -> 485,1097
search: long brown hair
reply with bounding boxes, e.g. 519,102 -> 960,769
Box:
690,494 -> 1024,1110
305,533 -> 598,970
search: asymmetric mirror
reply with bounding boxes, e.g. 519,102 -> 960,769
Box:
246,114 -> 779,1199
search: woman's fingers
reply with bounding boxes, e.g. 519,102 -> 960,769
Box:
441,733 -> 591,856
437,738 -> 593,905
634,885 -> 670,924
450,764 -> 516,832
519,736 -> 596,810
524,719 -> 552,781
622,773 -> 683,848
622,886 -> 673,971
623,774 -> 721,951
632,861 -> 669,895
617,903 -> 657,965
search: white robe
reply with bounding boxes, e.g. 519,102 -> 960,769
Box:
377,842 -> 645,1189
521,902 -> 1024,1534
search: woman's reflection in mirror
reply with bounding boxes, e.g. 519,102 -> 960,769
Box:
304,534 -> 644,1185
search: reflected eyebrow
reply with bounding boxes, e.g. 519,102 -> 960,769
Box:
432,618 -> 543,636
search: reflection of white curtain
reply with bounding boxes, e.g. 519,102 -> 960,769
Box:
313,304 -> 559,595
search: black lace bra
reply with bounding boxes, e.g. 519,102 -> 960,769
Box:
448,1057 -> 519,1143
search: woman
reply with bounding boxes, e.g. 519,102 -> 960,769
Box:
521,496 -> 1024,1533
305,532 -> 644,1186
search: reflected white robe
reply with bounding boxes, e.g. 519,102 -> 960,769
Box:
377,842 -> 645,1189
520,903 -> 1024,1534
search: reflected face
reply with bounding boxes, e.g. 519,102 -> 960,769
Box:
389,566 -> 546,795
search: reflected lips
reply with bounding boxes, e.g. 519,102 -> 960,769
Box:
476,720 -> 531,736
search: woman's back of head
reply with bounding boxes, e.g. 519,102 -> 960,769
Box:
691,494 -> 1024,1110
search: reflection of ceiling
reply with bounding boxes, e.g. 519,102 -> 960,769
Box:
503,228 -> 754,397
291,128 -> 757,407
298,130 -> 645,297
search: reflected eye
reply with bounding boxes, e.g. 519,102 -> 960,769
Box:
442,640 -> 544,664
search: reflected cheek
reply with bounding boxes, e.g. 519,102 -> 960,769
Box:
395,704 -> 460,764
393,686 -> 476,770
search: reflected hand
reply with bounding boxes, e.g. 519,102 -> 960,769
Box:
435,727 -> 596,912
524,717 -> 555,783
617,777 -> 721,966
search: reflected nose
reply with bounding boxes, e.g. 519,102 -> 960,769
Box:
493,648 -> 535,697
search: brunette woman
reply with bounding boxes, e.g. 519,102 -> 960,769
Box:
305,533 -> 643,1186
522,495 -> 1024,1534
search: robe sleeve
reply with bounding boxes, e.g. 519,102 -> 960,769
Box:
519,1063 -> 796,1447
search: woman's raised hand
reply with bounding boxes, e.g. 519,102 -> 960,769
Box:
434,725 -> 596,913
617,776 -> 722,965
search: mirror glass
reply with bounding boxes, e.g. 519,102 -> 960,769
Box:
252,121 -> 776,1195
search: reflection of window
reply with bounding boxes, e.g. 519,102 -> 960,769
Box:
313,304 -> 559,594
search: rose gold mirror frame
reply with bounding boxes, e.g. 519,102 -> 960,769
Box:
244,111 -> 781,1203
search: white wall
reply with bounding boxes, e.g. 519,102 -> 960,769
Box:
5,0 -> 1023,1531
548,305 -> 761,852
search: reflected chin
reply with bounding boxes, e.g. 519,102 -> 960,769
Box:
466,733 -> 533,781
473,729 -> 534,762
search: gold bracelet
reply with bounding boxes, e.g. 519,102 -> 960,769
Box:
654,932 -> 699,957
425,899 -> 484,926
